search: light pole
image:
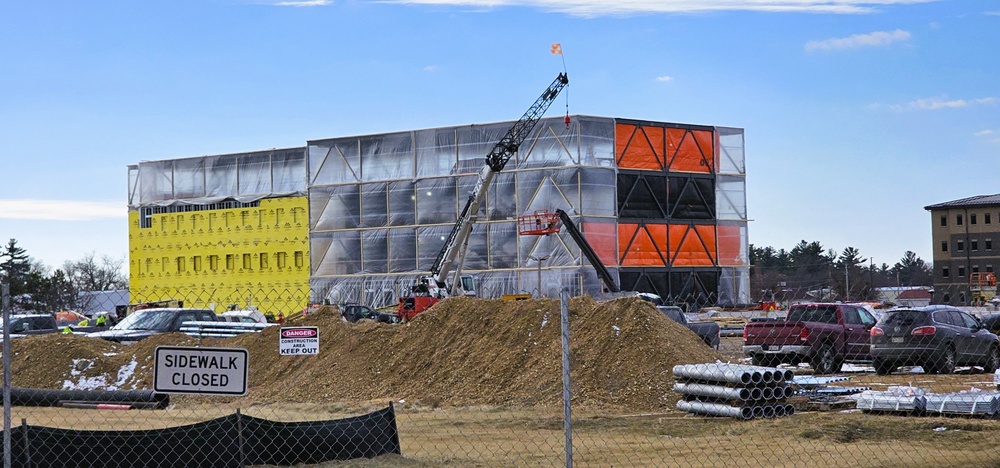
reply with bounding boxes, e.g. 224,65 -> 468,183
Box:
528,255 -> 550,298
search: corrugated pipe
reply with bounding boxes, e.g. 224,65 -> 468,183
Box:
673,382 -> 752,401
773,404 -> 786,417
760,387 -> 774,400
676,400 -> 753,419
784,404 -> 796,416
751,406 -> 766,418
673,364 -> 760,386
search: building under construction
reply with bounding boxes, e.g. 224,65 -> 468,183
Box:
127,115 -> 749,313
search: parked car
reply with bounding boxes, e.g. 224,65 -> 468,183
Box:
979,311 -> 1000,334
657,306 -> 721,349
340,304 -> 400,324
87,308 -> 218,344
2,314 -> 61,336
221,309 -> 269,324
870,305 -> 1000,375
743,303 -> 877,373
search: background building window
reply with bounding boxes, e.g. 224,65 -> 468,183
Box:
942,241 -> 948,252
957,214 -> 963,225
971,214 -> 977,225
941,215 -> 947,226
987,240 -> 994,250
959,266 -> 966,277
972,240 -> 978,251
943,267 -> 949,278
957,240 -> 964,251
987,213 -> 993,224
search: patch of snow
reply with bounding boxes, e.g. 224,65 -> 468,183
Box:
612,325 -> 621,336
115,357 -> 138,388
541,313 -> 549,329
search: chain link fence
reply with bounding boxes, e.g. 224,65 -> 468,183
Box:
4,282 -> 1000,467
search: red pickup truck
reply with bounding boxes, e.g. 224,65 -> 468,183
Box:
743,303 -> 877,374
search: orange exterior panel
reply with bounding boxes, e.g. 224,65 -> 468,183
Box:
580,219 -> 619,267
717,224 -> 745,266
615,124 -> 665,171
668,224 -> 717,266
618,223 -> 667,266
667,129 -> 714,173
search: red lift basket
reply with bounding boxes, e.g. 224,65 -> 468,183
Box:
517,210 -> 562,236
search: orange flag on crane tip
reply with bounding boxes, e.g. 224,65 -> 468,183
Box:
550,43 -> 562,55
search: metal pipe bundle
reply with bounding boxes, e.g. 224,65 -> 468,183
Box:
673,362 -> 796,419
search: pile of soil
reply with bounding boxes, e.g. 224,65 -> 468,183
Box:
5,297 -> 720,412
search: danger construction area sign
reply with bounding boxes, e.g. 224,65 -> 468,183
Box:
279,326 -> 319,356
153,346 -> 248,396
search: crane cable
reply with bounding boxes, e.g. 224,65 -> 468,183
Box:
552,42 -> 571,129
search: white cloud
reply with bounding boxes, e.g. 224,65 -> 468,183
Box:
374,0 -> 939,17
985,11 -> 1000,16
889,96 -> 1000,111
273,0 -> 332,6
423,65 -> 440,72
975,130 -> 995,136
655,75 -> 673,82
0,200 -> 124,221
805,29 -> 911,52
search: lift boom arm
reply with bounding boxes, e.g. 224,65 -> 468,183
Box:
429,73 -> 569,287
555,209 -> 620,293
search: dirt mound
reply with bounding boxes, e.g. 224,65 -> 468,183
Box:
6,297 -> 720,412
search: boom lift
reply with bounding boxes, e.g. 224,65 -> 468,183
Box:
517,209 -> 620,294
398,72 -> 570,320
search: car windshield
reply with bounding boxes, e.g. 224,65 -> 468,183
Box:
658,307 -> 684,323
112,310 -> 177,332
879,310 -> 927,327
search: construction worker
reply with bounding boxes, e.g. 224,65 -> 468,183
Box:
61,326 -> 73,334
95,313 -> 108,328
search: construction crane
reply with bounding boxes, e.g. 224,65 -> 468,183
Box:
398,72 -> 569,320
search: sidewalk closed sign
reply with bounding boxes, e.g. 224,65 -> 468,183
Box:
280,327 -> 319,356
154,346 -> 248,396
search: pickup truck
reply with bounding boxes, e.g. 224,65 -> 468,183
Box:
341,304 -> 401,324
3,314 -> 62,337
742,303 -> 877,374
87,308 -> 219,344
657,306 -> 721,349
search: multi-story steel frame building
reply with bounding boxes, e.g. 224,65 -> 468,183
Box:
127,115 -> 750,313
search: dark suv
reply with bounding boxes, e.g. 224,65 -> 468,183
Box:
870,305 -> 1000,375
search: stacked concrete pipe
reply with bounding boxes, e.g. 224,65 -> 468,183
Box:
672,363 -> 795,420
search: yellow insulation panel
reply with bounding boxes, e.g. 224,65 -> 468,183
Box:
128,196 -> 311,316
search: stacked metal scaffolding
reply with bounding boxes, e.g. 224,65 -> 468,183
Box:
672,363 -> 795,419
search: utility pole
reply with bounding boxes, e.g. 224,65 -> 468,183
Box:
529,255 -> 550,298
845,262 -> 850,302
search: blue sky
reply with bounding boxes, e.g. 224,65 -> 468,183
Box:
1,0 -> 997,272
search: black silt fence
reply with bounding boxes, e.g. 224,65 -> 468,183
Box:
0,404 -> 400,467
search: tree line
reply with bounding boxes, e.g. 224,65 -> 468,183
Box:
0,239 -> 127,313
750,240 -> 933,303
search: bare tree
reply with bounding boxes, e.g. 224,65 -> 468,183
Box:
63,252 -> 128,292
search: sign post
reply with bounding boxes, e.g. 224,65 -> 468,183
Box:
279,326 -> 319,356
154,346 -> 248,396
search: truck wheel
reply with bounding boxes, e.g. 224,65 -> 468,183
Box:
984,346 -> 1000,373
873,358 -> 893,375
811,343 -> 837,375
